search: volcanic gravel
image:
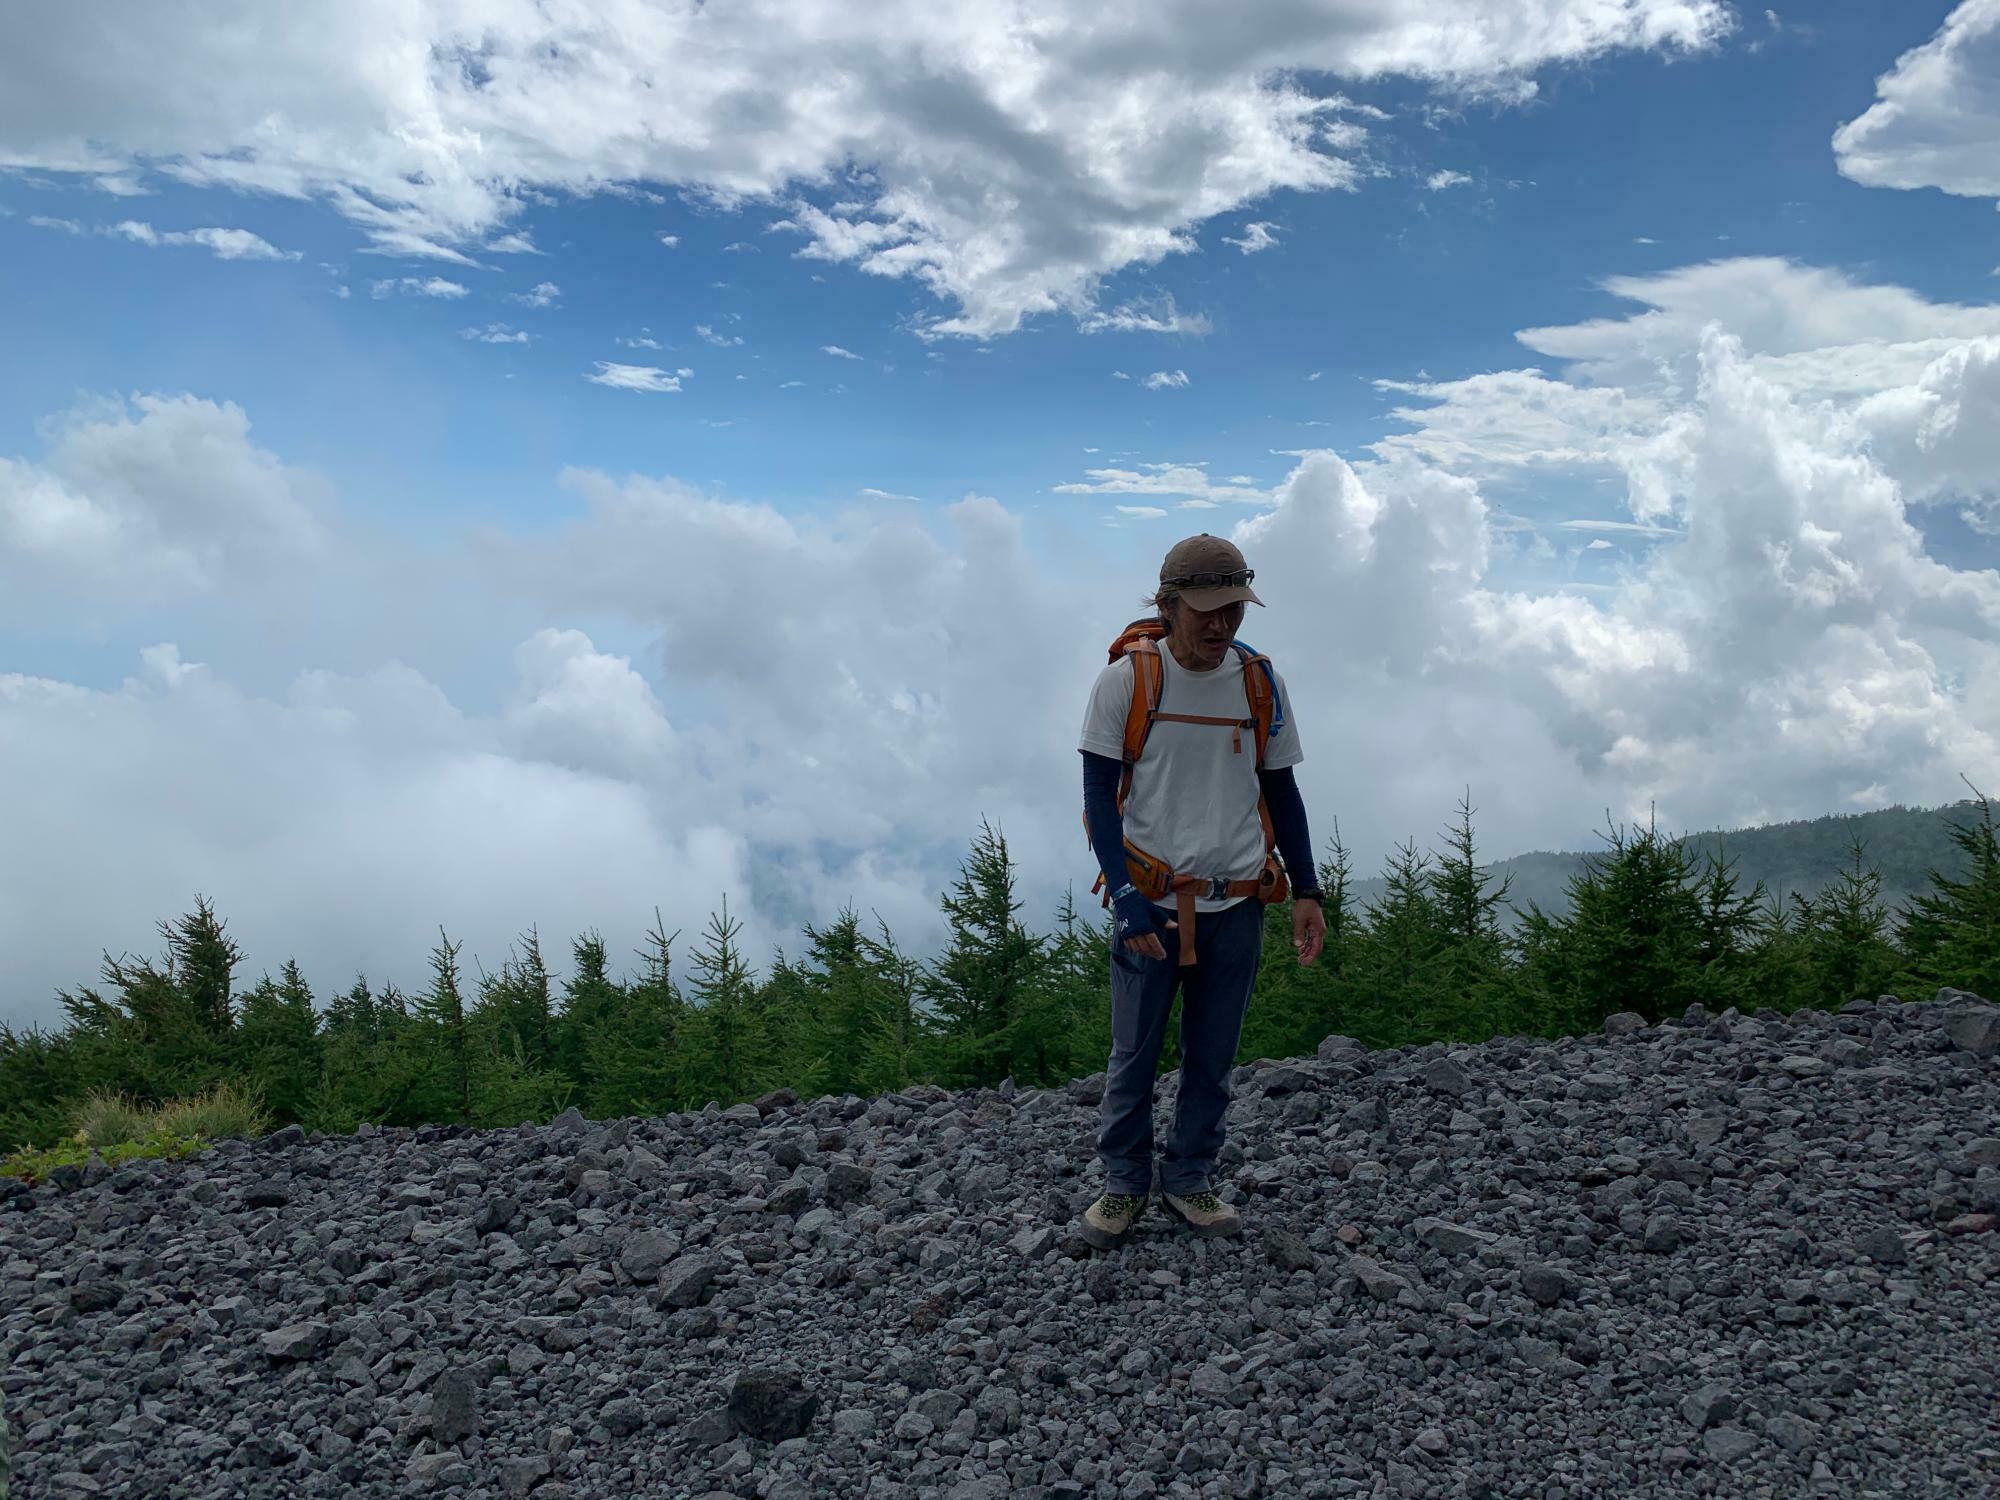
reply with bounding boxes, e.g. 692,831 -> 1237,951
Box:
4,989 -> 1998,1500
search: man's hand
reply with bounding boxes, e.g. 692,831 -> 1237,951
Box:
1293,899 -> 1325,965
1123,918 -> 1177,962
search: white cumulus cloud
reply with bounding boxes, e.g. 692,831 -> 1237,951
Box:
1834,1 -> 2000,202
0,0 -> 1733,336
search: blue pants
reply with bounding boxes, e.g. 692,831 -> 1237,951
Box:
1098,897 -> 1264,1197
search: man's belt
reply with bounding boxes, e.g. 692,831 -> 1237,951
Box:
1164,873 -> 1266,966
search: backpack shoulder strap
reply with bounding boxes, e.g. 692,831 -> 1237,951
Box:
1231,641 -> 1281,768
1118,639 -> 1164,806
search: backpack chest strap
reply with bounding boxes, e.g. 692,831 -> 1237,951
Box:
1149,710 -> 1256,754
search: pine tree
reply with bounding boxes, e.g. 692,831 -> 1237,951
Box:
235,960 -> 319,1123
682,896 -> 769,1104
1686,847 -> 1765,1012
1426,791 -> 1515,1041
924,820 -> 1049,1088
582,915 -> 686,1117
165,897 -> 241,1038
1008,886 -> 1108,1087
1353,838 -> 1448,1042
1802,836 -> 1898,1007
474,928 -> 553,1069
855,919 -> 933,1094
412,929 -> 472,1123
1557,812 -> 1703,1029
1747,892 -> 1818,1015
1895,789 -> 2000,998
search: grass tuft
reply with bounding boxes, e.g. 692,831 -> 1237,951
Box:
156,1083 -> 270,1141
70,1090 -> 151,1148
3,1084 -> 269,1185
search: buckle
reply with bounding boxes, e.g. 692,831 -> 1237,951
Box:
1207,876 -> 1228,901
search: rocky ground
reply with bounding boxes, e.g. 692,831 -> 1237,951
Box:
3,989 -> 1998,1500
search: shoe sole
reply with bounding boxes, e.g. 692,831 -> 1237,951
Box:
1159,1194 -> 1243,1237
1078,1217 -> 1139,1251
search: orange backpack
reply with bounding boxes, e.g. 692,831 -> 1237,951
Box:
1083,617 -> 1290,963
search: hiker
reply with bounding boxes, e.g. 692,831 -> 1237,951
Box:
1075,533 -> 1325,1249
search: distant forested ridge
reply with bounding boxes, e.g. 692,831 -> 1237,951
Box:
1347,801 -> 1980,930
4,793 -> 1996,1162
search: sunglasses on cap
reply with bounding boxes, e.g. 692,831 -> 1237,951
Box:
1164,568 -> 1254,589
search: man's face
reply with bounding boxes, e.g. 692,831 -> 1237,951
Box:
1167,598 -> 1246,670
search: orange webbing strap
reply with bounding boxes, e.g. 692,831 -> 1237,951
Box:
1167,875 -> 1266,965
1151,710 -> 1257,755
1121,644 -> 1162,763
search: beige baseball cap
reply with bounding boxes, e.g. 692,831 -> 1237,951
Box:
1160,533 -> 1263,611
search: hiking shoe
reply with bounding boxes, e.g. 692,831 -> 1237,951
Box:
1159,1189 -> 1243,1238
1079,1192 -> 1148,1250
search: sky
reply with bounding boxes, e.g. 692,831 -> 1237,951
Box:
2,0 -> 1998,1026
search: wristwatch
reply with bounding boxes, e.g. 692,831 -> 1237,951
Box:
1293,888 -> 1324,904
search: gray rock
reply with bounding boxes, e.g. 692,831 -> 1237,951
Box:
824,1161 -> 874,1205
1190,1364 -> 1246,1406
1603,1012 -> 1647,1037
657,1252 -> 722,1308
600,1398 -> 646,1438
259,1321 -> 329,1362
496,1457 -> 552,1497
1937,992 -> 2000,1057
1420,1056 -> 1475,1097
431,1368 -> 480,1445
1520,1263 -> 1574,1306
618,1228 -> 678,1282
1011,1224 -> 1056,1260
1413,1218 -> 1496,1256
1257,1064 -> 1311,1096
680,1408 -> 736,1447
1765,1413 -> 1821,1454
1643,1215 -> 1683,1253
1263,1228 -> 1316,1272
764,1180 -> 812,1216
727,1368 -> 819,1442
1854,1226 -> 1908,1265
1702,1427 -> 1759,1464
1680,1383 -> 1735,1430
1347,1256 -> 1412,1302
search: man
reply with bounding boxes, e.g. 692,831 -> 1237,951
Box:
1076,533 -> 1325,1249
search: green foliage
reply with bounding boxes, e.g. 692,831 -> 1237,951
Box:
0,1083 -> 252,1184
4,794 -> 1996,1151
154,1082 -> 270,1141
924,819 -> 1050,1089
2,1127 -> 208,1186
1895,787 -> 2000,999
70,1089 -> 153,1147
1348,800 -> 1981,928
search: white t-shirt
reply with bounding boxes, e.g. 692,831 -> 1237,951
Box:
1079,640 -> 1303,913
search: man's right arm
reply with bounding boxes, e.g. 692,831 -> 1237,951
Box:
1082,750 -> 1162,942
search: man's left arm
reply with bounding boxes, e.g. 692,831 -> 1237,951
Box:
1256,765 -> 1320,901
1259,764 -> 1325,964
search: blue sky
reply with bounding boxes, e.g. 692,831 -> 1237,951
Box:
2,0 -> 1997,1021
